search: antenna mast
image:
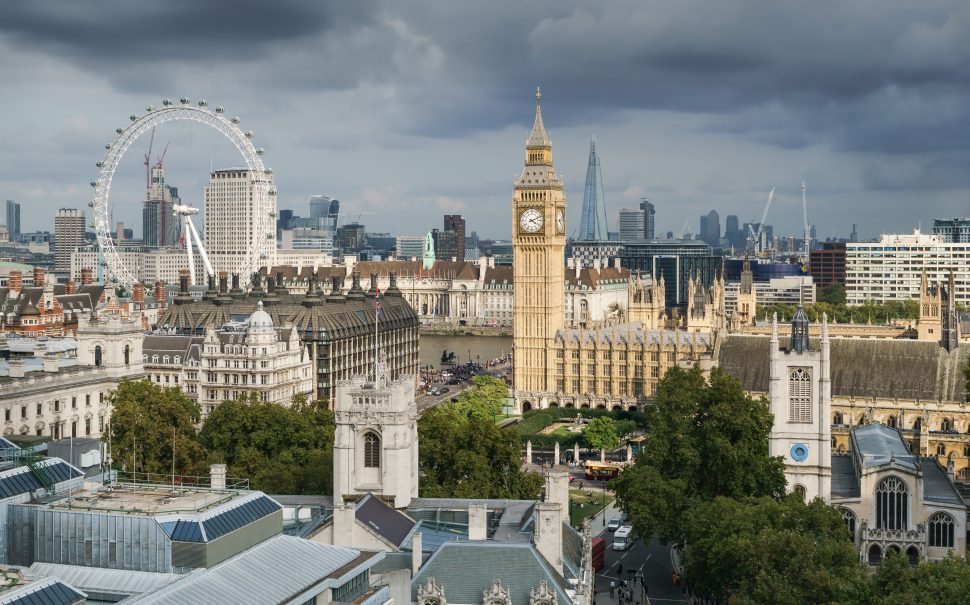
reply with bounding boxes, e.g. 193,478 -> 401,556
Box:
801,181 -> 811,263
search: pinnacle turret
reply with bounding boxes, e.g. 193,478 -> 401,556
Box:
527,87 -> 551,148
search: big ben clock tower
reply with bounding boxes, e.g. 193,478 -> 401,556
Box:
512,88 -> 566,410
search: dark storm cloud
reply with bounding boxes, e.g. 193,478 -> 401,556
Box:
0,1 -> 378,61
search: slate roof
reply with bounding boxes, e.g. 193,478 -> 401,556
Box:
921,458 -> 965,506
355,493 -> 416,548
411,542 -> 570,605
718,335 -> 969,402
831,455 -> 860,498
142,335 -> 203,363
0,459 -> 83,500
556,322 -> 713,347
126,535 -> 375,605
852,424 -> 917,471
0,577 -> 85,605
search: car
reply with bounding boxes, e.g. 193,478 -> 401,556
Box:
447,378 -> 460,385
607,517 -> 622,531
439,387 -> 450,394
428,388 -> 440,396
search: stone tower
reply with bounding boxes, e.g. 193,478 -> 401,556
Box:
733,256 -> 756,329
332,352 -> 419,509
627,272 -> 666,331
512,88 -> 567,410
768,308 -> 832,502
917,270 -> 943,342
76,305 -> 145,379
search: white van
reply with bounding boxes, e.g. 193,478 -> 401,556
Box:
613,526 -> 634,550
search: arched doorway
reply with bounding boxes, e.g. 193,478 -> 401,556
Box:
906,546 -> 919,567
548,402 -> 559,408
522,401 -> 533,413
867,545 -> 882,566
612,405 -> 623,411
596,404 -> 606,410
580,404 -> 590,409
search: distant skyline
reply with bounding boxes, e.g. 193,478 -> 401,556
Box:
1,1 -> 968,241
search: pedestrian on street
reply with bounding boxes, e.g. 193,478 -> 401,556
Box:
609,580 -> 615,597
618,563 -> 623,576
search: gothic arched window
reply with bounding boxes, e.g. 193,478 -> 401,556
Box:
363,432 -> 380,468
833,411 -> 843,425
840,507 -> 857,541
875,476 -> 908,530
887,415 -> 898,429
936,444 -> 946,456
792,485 -> 806,501
94,346 -> 103,367
941,418 -> 952,432
788,368 -> 812,423
929,512 -> 955,548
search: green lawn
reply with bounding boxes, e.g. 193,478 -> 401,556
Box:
568,488 -> 611,528
551,426 -> 574,437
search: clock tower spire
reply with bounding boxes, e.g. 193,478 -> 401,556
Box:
512,87 -> 566,411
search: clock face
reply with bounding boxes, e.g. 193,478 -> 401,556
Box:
790,443 -> 809,462
556,208 -> 565,234
519,208 -> 543,233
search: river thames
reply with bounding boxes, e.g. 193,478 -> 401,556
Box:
419,334 -> 512,368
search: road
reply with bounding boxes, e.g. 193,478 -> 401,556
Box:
595,520 -> 688,605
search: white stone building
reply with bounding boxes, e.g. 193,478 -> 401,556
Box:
765,310 -> 966,563
0,307 -> 144,440
845,230 -> 970,306
145,302 -> 312,415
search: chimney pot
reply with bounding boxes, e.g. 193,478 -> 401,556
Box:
210,463 -> 227,490
32,267 -> 45,287
9,270 -> 22,292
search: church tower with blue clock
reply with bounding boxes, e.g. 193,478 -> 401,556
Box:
768,307 -> 832,502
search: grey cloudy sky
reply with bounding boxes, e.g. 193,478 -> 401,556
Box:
1,0 -> 968,241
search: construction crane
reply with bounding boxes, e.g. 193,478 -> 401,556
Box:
676,218 -> 693,240
747,188 -> 775,255
143,127 -> 155,192
801,181 -> 811,263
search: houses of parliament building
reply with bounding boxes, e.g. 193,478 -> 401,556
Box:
510,90 -> 969,481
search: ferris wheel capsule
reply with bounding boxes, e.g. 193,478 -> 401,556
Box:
162,99 -> 172,107
90,182 -> 97,187
245,131 -> 254,138
96,161 -> 104,168
88,201 -> 94,208
256,148 -> 265,155
129,115 -> 137,121
215,106 -> 225,113
231,116 -> 241,124
198,99 -> 208,107
180,97 -> 189,105
115,128 -> 124,134
105,144 -> 112,150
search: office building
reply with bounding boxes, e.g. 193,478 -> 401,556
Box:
6,200 -> 20,242
845,231 -> 970,306
54,209 -> 85,274
143,164 -> 181,248
276,208 -> 293,240
336,223 -> 365,256
395,235 -> 425,260
443,214 -> 466,263
725,214 -> 741,249
308,195 -> 340,234
933,218 -> 970,243
810,242 -> 847,288
699,210 -> 720,247
578,138 -> 608,240
641,199 -> 656,240
431,228 -> 457,262
618,208 -> 645,241
204,168 -> 276,275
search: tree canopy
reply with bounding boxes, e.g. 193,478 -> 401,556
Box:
450,375 -> 509,421
419,400 -> 542,500
760,299 -> 918,324
583,416 -> 620,451
105,380 -> 334,494
613,365 -> 785,543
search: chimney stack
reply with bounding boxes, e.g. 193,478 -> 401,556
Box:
153,280 -> 166,306
32,267 -> 45,287
132,282 -> 145,306
43,354 -> 59,373
210,464 -> 227,490
178,270 -> 189,297
7,359 -> 26,378
218,272 -> 229,295
412,533 -> 423,574
468,503 -> 488,541
8,270 -> 22,292
534,502 -> 564,574
66,280 -> 77,295
333,502 -> 356,547
81,267 -> 94,285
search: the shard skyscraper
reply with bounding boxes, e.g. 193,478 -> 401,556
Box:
579,138 -> 609,240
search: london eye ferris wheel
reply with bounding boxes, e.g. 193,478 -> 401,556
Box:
90,98 -> 276,293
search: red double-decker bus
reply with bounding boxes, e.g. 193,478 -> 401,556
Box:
591,537 -> 605,571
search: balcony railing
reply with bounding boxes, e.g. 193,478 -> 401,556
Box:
861,522 -> 926,545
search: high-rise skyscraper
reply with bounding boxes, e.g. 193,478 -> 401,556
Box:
618,208 -> 645,241
725,215 -> 740,248
5,200 -> 20,242
640,199 -> 655,240
443,215 -> 466,263
277,209 -> 294,240
54,208 -> 85,274
143,163 -> 181,248
699,209 -> 720,247
578,138 -> 608,240
204,168 -> 276,275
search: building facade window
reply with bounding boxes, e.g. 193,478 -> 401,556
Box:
841,507 -> 857,540
929,512 -> 955,548
788,368 -> 812,423
94,346 -> 103,367
363,432 -> 380,468
875,476 -> 908,530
